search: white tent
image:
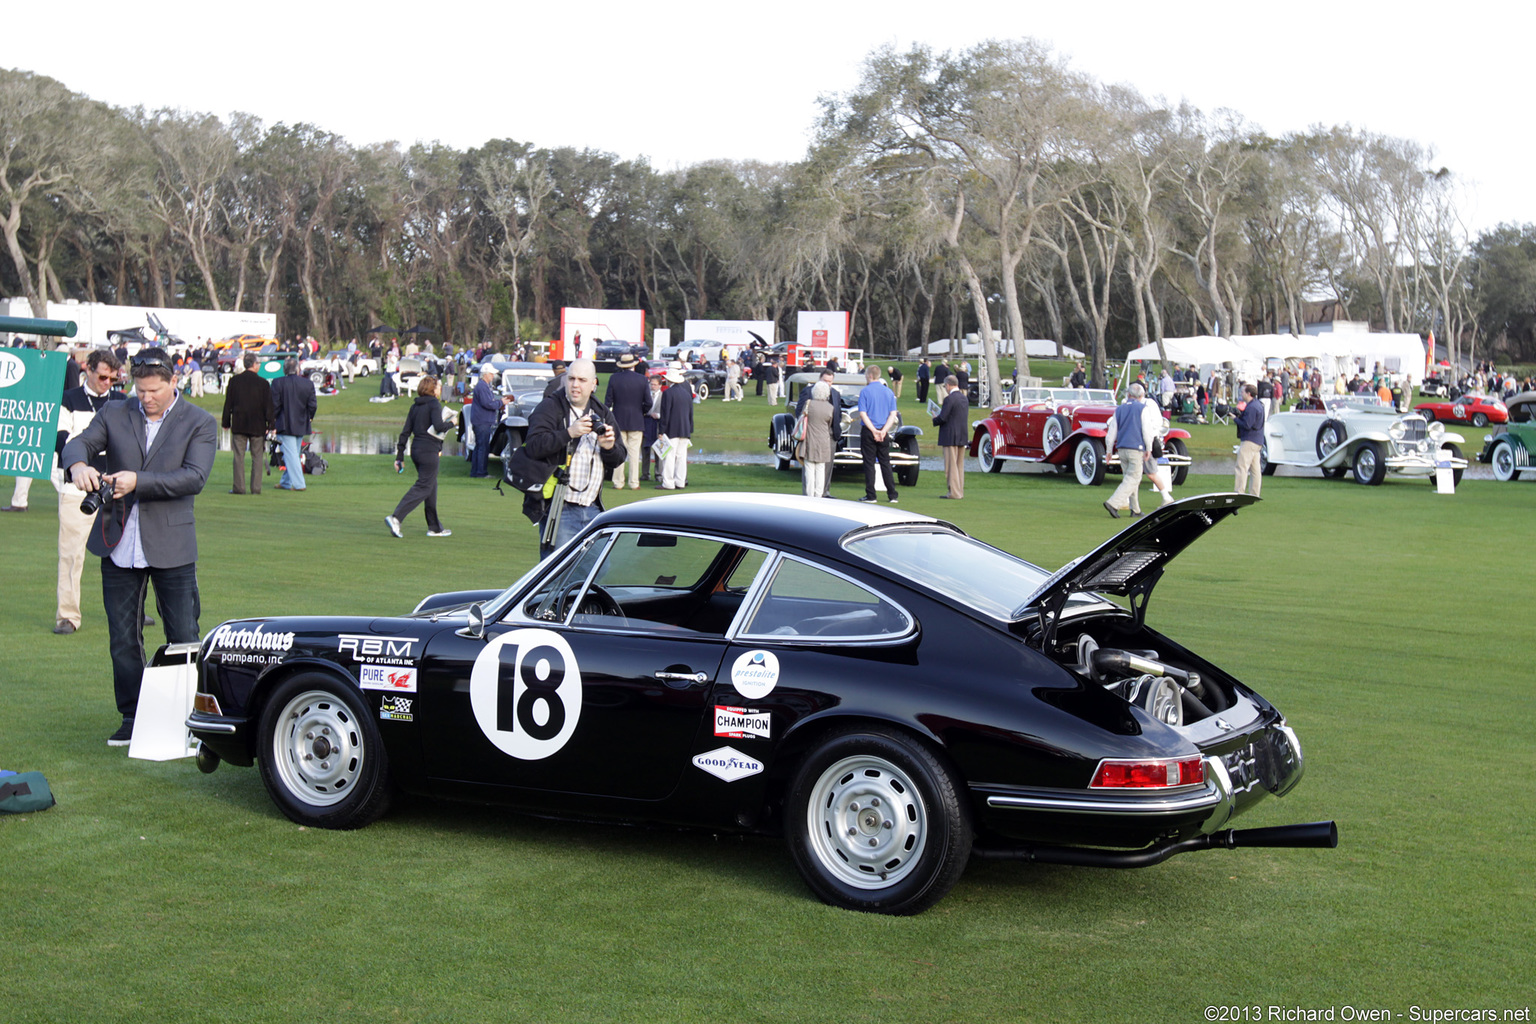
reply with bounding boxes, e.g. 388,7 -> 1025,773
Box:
907,338 -> 1086,360
1230,331 -> 1428,387
1123,335 -> 1257,369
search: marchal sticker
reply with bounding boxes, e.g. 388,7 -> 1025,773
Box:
469,628 -> 582,761
359,665 -> 417,692
714,705 -> 771,740
379,695 -> 414,722
730,650 -> 780,699
692,746 -> 764,783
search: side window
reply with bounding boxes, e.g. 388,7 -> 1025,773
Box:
524,532 -> 770,636
742,558 -> 911,640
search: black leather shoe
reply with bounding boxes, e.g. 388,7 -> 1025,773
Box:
0,505 -> 25,512
1103,500 -> 1120,519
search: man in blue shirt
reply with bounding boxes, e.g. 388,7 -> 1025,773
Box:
856,364 -> 899,504
1233,383 -> 1265,496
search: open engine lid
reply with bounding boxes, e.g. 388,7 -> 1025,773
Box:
1023,492 -> 1259,643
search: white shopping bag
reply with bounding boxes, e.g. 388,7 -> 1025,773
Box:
129,642 -> 201,761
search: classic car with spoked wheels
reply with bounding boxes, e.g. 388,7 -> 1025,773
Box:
1476,391 -> 1536,481
768,372 -> 922,486
1413,394 -> 1508,427
969,387 -> 1193,486
184,492 -> 1333,915
1261,397 -> 1466,485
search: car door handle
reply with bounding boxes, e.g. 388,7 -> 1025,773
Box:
655,671 -> 709,684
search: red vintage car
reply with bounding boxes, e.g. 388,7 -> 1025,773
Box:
1413,395 -> 1508,427
969,387 -> 1193,486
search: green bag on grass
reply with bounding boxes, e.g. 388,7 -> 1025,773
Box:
0,771 -> 55,813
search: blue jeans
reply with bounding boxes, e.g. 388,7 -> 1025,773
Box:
101,559 -> 201,719
277,434 -> 306,489
538,501 -> 601,559
470,418 -> 495,477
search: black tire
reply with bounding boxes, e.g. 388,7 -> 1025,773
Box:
785,726 -> 972,915
1352,441 -> 1387,485
1260,446 -> 1276,476
1443,442 -> 1465,487
308,370 -> 325,385
1316,419 -> 1347,460
1073,437 -> 1106,486
977,431 -> 1002,473
1472,412 -> 1488,427
773,427 -> 793,471
258,674 -> 392,829
1491,440 -> 1518,482
896,435 -> 920,487
1419,408 -> 1434,422
1042,414 -> 1070,456
358,366 -> 371,377
1165,437 -> 1189,486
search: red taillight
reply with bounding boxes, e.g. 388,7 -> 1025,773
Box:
1090,757 -> 1205,789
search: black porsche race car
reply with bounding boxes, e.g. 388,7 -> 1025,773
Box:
186,492 -> 1334,914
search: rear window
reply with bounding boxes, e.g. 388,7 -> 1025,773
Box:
843,528 -> 1050,621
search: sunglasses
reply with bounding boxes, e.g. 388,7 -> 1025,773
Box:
95,372 -> 117,381
131,355 -> 170,370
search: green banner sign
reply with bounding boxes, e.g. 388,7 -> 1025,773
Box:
0,348 -> 67,479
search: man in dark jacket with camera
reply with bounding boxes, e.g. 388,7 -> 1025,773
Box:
60,349 -> 217,746
522,358 -> 627,558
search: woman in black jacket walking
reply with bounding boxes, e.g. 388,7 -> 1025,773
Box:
386,376 -> 458,538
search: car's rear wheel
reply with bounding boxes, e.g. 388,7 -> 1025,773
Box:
1489,439 -> 1516,481
786,727 -> 971,915
1260,446 -> 1276,476
896,435 -> 920,487
202,370 -> 221,392
308,370 -> 325,385
1352,441 -> 1387,485
696,383 -> 710,401
1472,412 -> 1489,427
1073,437 -> 1106,486
977,431 -> 1001,473
258,675 -> 391,829
1165,436 -> 1189,486
774,427 -> 793,471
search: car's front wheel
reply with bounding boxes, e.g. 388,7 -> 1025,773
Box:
896,435 -> 920,487
976,431 -> 1001,473
1491,439 -> 1518,482
1165,436 -> 1189,486
1441,442 -> 1465,486
1074,437 -> 1106,486
258,675 -> 392,829
1352,441 -> 1387,485
786,727 -> 971,915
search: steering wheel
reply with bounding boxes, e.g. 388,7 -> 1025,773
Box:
557,583 -> 627,625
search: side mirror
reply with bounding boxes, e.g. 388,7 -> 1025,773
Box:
465,602 -> 487,640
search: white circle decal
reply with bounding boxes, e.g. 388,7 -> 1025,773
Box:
469,628 -> 582,760
0,351 -> 26,389
731,649 -> 780,700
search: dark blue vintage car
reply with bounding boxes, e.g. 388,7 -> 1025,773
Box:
187,492 -> 1333,914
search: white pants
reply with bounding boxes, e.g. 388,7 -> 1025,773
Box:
802,460 -> 829,497
659,438 -> 691,488
612,430 -> 643,488
766,383 -> 781,405
8,475 -> 32,508
57,488 -> 94,627
1107,449 -> 1145,513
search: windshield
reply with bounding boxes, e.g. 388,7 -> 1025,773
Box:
842,528 -> 1051,620
503,373 -> 550,393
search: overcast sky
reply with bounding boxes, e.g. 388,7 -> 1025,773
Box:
20,0 -> 1530,235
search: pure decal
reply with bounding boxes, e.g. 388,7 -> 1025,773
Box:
360,665 -> 418,693
469,628 -> 582,761
692,746 -> 764,783
730,650 -> 780,699
714,705 -> 770,739
379,695 -> 414,722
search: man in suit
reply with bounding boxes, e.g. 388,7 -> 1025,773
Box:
60,348 -> 217,745
932,374 -> 970,500
604,353 -> 650,490
270,357 -> 317,491
221,352 -> 275,494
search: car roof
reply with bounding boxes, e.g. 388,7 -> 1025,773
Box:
590,493 -> 950,554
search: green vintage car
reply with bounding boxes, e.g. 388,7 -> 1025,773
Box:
1478,392 -> 1536,481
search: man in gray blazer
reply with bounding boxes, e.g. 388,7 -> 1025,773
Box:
61,349 -> 218,746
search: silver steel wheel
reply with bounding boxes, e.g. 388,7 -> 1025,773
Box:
805,754 -> 928,890
270,689 -> 366,807
978,432 -> 1000,473
1492,441 -> 1517,482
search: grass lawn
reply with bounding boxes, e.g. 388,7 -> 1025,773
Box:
2,408 -> 1532,1022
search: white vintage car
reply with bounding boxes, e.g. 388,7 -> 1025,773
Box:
1260,398 -> 1466,485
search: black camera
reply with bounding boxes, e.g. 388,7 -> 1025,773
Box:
79,478 -> 114,515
